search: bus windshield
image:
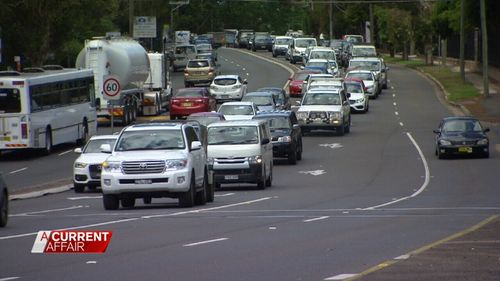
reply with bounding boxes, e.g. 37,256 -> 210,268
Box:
0,88 -> 22,113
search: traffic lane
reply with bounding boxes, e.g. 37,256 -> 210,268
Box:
383,64 -> 500,209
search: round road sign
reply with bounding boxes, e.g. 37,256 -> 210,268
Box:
103,76 -> 121,100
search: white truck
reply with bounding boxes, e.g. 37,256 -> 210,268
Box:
76,37 -> 171,124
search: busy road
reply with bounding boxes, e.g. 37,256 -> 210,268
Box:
1,47 -> 499,281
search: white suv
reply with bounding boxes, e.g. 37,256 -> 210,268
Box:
100,123 -> 211,210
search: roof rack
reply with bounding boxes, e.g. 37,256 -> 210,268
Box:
0,71 -> 22,76
23,67 -> 45,73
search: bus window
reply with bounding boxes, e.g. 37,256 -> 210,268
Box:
0,89 -> 21,113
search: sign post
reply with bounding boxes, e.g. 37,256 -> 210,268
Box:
102,76 -> 121,132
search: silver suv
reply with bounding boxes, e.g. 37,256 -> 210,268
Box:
296,89 -> 351,136
100,123 -> 211,210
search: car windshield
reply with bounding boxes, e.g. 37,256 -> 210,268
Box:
443,120 -> 483,133
214,78 -> 237,86
175,90 -> 203,97
187,116 -> 222,127
352,47 -> 376,57
296,39 -> 316,48
307,61 -> 328,68
310,51 -> 335,60
256,116 -> 291,130
303,92 -> 341,105
242,96 -> 273,106
176,46 -> 196,54
275,38 -> 292,45
350,61 -> 380,71
83,138 -> 117,153
345,82 -> 363,93
0,88 -> 21,113
330,41 -> 343,48
208,126 -> 259,145
196,44 -> 211,51
115,130 -> 185,151
218,105 -> 254,115
346,72 -> 373,81
188,60 -> 209,68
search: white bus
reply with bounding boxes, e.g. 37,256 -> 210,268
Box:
0,68 -> 97,154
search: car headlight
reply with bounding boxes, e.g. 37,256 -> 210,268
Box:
210,85 -> 217,90
439,139 -> 452,146
328,112 -> 341,119
102,161 -> 121,173
248,155 -> 263,164
232,85 -> 241,89
477,139 -> 488,145
297,112 -> 308,120
74,162 -> 88,169
207,157 -> 214,165
356,98 -> 365,103
278,136 -> 292,143
165,159 -> 188,170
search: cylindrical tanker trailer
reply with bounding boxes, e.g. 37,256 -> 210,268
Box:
76,37 -> 151,125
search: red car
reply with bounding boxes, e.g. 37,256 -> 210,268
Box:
288,69 -> 322,97
170,87 -> 216,119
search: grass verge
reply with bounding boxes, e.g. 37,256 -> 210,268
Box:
383,55 -> 479,102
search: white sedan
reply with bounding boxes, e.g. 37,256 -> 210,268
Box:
209,75 -> 248,103
73,135 -> 118,193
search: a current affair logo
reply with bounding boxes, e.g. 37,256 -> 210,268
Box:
31,230 -> 112,254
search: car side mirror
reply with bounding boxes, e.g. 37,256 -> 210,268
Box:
346,93 -> 351,98
243,80 -> 248,85
299,66 -> 304,70
74,148 -> 83,153
484,128 -> 490,133
190,141 -> 202,151
433,129 -> 441,134
261,138 -> 270,145
100,144 -> 112,153
295,100 -> 301,105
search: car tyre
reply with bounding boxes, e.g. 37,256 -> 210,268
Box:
103,194 -> 119,210
337,124 -> 345,136
195,172 -> 207,206
265,165 -> 272,187
345,117 -> 351,133
297,140 -> 303,160
212,174 -> 221,191
121,198 -> 135,208
0,190 -> 8,227
288,146 -> 297,165
74,183 -> 85,193
272,52 -> 277,57
43,129 -> 53,155
257,167 -> 266,189
179,174 -> 195,208
437,148 -> 445,159
206,172 -> 215,203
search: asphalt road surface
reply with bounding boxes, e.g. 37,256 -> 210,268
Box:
0,47 -> 499,281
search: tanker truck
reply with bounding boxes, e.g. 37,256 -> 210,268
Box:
76,37 -> 171,124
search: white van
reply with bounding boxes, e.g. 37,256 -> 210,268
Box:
289,37 -> 317,64
207,120 -> 273,189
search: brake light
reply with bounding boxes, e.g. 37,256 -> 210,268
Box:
21,123 -> 28,139
194,99 -> 204,103
232,85 -> 241,89
171,99 -> 181,104
208,68 -> 214,73
12,81 -> 25,86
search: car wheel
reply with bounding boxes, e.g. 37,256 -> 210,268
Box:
288,146 -> 297,165
0,190 -> 8,227
103,194 -> 119,210
265,164 -> 273,187
257,167 -> 266,189
179,174 -> 195,208
437,148 -> 445,159
77,121 -> 89,145
272,52 -> 277,57
345,117 -> 351,133
212,174 -> 221,191
297,139 -> 303,160
143,197 -> 152,204
121,198 -> 135,208
290,58 -> 296,64
206,172 -> 214,203
337,124 -> 345,136
43,129 -> 52,155
74,183 -> 85,193
195,172 -> 207,206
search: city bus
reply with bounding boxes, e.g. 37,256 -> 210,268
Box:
0,68 -> 97,155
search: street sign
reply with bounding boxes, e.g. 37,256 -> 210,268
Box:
102,76 -> 121,100
133,16 -> 157,38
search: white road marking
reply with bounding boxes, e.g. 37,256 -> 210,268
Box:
0,278 -> 20,281
395,111 -> 399,116
236,64 -> 241,67
10,184 -> 73,200
242,68 -> 246,71
86,261 -> 97,264
391,86 -> 394,89
324,273 -> 358,280
10,205 -> 85,217
299,170 -> 326,176
215,193 -> 235,197
399,122 -> 404,126
393,102 -> 397,106
303,216 -> 329,223
394,254 -> 410,260
392,93 -> 396,97
364,132 -> 430,210
58,149 -> 72,156
246,73 -> 250,76
67,196 -> 102,200
230,61 -> 234,63
269,226 -> 277,230
224,59 -> 228,61
319,143 -> 343,149
183,238 -> 228,247
9,167 -> 27,174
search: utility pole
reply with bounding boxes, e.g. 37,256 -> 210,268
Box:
329,1 -> 333,40
480,0 -> 489,97
129,0 -> 134,37
369,3 -> 374,44
459,0 -> 465,81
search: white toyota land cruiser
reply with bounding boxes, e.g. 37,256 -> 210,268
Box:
100,122 -> 211,210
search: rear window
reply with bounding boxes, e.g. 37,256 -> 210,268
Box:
188,60 -> 209,68
214,78 -> 237,86
345,82 -> 363,93
242,95 -> 273,106
0,88 -> 22,113
176,46 -> 196,54
218,105 -> 254,115
175,89 -> 204,98
346,72 -> 373,81
208,126 -> 258,145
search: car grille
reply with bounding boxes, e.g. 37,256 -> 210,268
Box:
119,178 -> 169,184
89,164 -> 102,179
122,161 -> 165,174
349,99 -> 356,104
214,169 -> 248,175
309,111 -> 327,119
451,140 -> 477,146
215,157 -> 246,164
272,136 -> 279,141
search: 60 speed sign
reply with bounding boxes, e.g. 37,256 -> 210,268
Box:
102,76 -> 121,100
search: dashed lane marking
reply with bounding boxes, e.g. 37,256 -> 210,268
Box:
183,238 -> 228,247
9,167 -> 27,174
58,150 -> 72,156
324,274 -> 358,280
303,216 -> 329,223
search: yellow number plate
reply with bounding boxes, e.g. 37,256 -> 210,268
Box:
182,103 -> 193,107
0,136 -> 11,141
458,146 -> 472,153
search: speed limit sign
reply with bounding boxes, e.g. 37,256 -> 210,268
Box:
102,76 -> 121,100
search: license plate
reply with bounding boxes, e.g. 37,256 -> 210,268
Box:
0,136 -> 11,141
458,146 -> 472,153
221,95 -> 229,99
224,175 -> 238,180
135,179 -> 152,184
182,102 -> 192,107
